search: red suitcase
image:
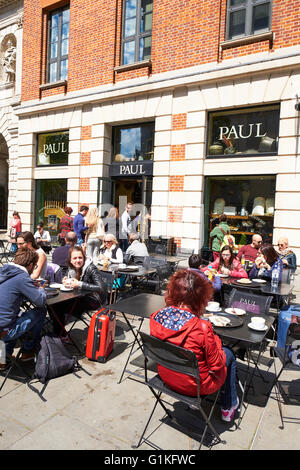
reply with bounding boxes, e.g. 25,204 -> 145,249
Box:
86,308 -> 116,363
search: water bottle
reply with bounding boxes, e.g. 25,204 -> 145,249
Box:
271,266 -> 279,288
0,340 -> 6,366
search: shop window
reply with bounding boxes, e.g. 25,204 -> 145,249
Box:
112,122 -> 154,162
37,131 -> 69,166
35,179 -> 67,239
204,175 -> 276,249
122,0 -> 153,65
226,0 -> 272,40
207,105 -> 279,158
47,5 -> 69,82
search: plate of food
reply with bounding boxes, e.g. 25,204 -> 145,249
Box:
220,274 -> 229,278
207,313 -> 243,328
237,278 -> 252,284
252,279 -> 267,283
225,307 -> 246,316
50,283 -> 63,289
232,279 -> 260,288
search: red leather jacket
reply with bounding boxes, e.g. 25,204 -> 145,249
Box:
149,306 -> 227,396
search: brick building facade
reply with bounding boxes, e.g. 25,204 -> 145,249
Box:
6,0 -> 300,268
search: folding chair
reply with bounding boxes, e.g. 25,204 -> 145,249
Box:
0,330 -> 33,395
132,331 -> 226,450
0,240 -> 13,266
227,288 -> 273,316
269,322 -> 300,429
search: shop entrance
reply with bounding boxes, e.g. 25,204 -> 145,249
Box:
97,176 -> 152,239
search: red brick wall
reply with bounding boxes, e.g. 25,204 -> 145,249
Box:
22,0 -> 300,102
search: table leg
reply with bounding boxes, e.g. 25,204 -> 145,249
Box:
47,304 -> 81,352
118,312 -> 144,384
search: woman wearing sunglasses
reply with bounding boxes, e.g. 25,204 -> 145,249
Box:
98,234 -> 123,264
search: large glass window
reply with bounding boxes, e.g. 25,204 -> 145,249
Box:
204,175 -> 276,249
207,105 -> 279,158
122,0 -> 153,65
113,122 -> 154,162
35,179 -> 67,239
226,0 -> 272,40
48,5 -> 70,82
37,131 -> 69,166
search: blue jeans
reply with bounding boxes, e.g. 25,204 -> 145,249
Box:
220,347 -> 238,410
2,307 -> 47,356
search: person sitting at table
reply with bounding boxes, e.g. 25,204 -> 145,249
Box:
249,243 -> 283,281
150,269 -> 239,422
52,231 -> 77,274
276,237 -> 297,271
98,233 -> 123,264
16,231 -> 48,280
34,221 -> 52,254
125,232 -> 149,264
51,246 -> 107,338
202,245 -> 248,279
0,246 -> 47,366
237,233 -> 262,263
188,254 -> 221,293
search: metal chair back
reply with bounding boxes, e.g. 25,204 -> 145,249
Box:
228,288 -> 273,315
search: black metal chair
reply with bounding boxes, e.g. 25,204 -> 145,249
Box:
0,330 -> 33,395
227,288 -> 273,316
0,240 -> 14,266
269,322 -> 300,429
132,331 -> 226,450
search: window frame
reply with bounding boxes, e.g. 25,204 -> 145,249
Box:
47,5 -> 70,83
226,0 -> 272,41
121,0 -> 153,66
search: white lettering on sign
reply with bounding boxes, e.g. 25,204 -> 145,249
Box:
218,123 -> 267,140
43,142 -> 67,154
119,164 -> 146,175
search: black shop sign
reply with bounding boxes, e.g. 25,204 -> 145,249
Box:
109,160 -> 153,177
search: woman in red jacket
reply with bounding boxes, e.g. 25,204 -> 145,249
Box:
203,245 -> 248,279
150,269 -> 239,422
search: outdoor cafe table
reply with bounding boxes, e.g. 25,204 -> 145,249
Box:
210,311 -> 275,426
46,288 -> 88,352
98,264 -> 157,302
107,293 -> 166,383
220,277 -> 295,314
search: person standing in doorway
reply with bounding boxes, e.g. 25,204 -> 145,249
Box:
209,214 -> 230,261
120,202 -> 133,252
73,205 -> 89,246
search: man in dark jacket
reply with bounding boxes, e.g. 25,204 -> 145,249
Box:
73,205 -> 89,246
52,231 -> 77,270
0,247 -> 47,365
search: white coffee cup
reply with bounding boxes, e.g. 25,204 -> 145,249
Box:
207,301 -> 220,310
251,316 -> 266,328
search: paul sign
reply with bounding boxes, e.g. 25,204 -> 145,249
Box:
109,160 -> 153,177
207,105 -> 280,157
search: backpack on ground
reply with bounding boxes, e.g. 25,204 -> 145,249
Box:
28,334 -> 85,399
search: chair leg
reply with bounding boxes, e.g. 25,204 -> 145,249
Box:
132,391 -> 163,449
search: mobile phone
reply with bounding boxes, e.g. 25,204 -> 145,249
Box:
40,279 -> 47,286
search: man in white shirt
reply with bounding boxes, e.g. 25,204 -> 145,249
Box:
126,232 -> 149,264
120,202 -> 133,251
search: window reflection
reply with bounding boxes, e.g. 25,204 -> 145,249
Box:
113,123 -> 154,162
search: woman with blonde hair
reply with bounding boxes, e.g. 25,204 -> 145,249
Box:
98,233 -> 123,264
84,207 -> 105,262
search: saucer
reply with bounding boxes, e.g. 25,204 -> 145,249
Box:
225,308 -> 246,316
206,306 -> 221,312
60,286 -> 73,292
248,323 -> 267,332
252,279 -> 267,283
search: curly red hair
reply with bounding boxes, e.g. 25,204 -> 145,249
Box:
165,269 -> 214,317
